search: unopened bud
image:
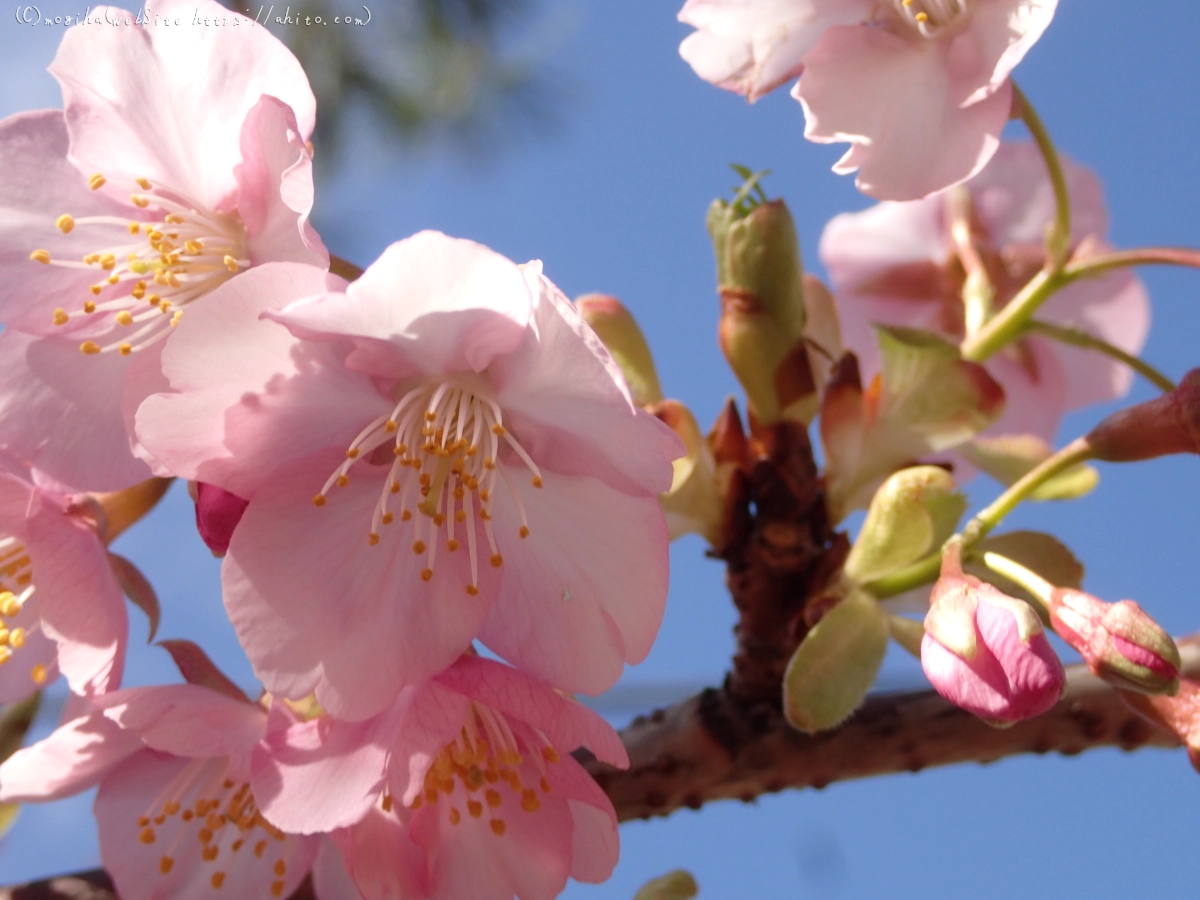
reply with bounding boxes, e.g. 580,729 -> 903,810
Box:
708,196 -> 811,424
194,482 -> 250,557
1086,369 -> 1200,462
575,294 -> 663,407
844,466 -> 966,584
1049,588 -> 1180,694
922,541 -> 1064,725
784,591 -> 889,733
634,870 -> 699,900
648,400 -> 722,546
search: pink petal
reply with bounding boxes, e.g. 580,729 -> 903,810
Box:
251,715 -> 391,834
236,96 -> 328,268
96,749 -> 318,900
98,683 -> 267,758
223,455 -> 491,721
434,656 -> 628,768
978,336 -> 1069,442
795,26 -> 1011,200
491,270 -> 682,496
411,760 -> 574,900
25,486 -> 127,695
50,0 -> 315,209
0,110 -> 134,335
265,231 -> 534,380
332,806 -> 426,900
384,682 -> 473,808
0,329 -> 151,491
541,754 -> 620,884
0,709 -> 141,802
135,263 -> 371,499
960,0 -> 1058,105
0,623 -> 58,704
481,469 -> 669,696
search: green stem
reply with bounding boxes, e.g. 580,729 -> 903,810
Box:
1064,247 -> 1200,281
960,268 -> 1061,362
866,552 -> 944,600
1014,83 -> 1071,272
979,551 -> 1054,612
1025,320 -> 1177,393
963,436 -> 1094,544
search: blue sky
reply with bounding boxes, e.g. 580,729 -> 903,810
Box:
1,1 -> 1200,896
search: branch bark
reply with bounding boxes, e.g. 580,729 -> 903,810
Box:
7,642 -> 1195,899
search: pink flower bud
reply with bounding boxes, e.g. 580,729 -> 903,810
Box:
193,482 -> 249,557
1048,588 -> 1180,695
1085,369 -> 1200,462
922,544 -> 1065,725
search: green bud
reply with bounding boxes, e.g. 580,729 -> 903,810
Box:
708,191 -> 811,425
783,591 -> 889,733
649,400 -> 723,546
575,294 -> 663,407
634,870 -> 700,900
844,466 -> 966,584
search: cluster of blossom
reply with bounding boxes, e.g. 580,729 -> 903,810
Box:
0,2 -> 684,898
1,0 -> 1200,897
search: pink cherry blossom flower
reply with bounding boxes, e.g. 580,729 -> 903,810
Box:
678,0 -> 1058,199
193,483 -> 250,557
135,235 -> 682,720
0,462 -> 128,701
921,542 -> 1064,723
0,650 -> 351,900
0,0 -> 326,492
821,142 -> 1149,446
250,655 -> 627,900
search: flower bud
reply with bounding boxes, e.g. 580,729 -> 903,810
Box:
1048,588 -> 1180,694
575,293 -> 664,407
707,196 -> 813,424
648,400 -> 722,546
922,543 -> 1065,725
1085,369 -> 1200,462
193,482 -> 249,557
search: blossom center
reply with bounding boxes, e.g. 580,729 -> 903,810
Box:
313,378 -> 542,596
887,0 -> 973,38
408,701 -> 560,836
0,537 -> 45,686
30,172 -> 249,357
135,757 -> 291,896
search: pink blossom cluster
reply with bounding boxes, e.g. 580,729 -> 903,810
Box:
0,3 -> 682,898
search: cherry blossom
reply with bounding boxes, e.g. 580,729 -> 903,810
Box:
821,142 -> 1149,446
135,234 -> 682,719
0,0 -> 325,491
250,655 -> 627,900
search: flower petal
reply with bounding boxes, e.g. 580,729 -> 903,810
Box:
98,684 -> 266,759
0,709 -> 141,802
332,806 -> 426,900
50,0 -> 315,208
481,470 -> 669,696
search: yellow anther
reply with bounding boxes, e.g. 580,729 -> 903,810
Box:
485,789 -> 502,808
542,746 -> 560,763
421,568 -> 434,582
449,807 -> 462,825
53,308 -> 69,326
211,872 -> 225,889
170,311 -> 183,327
55,214 -> 75,233
540,776 -> 552,793
84,254 -> 99,264
159,855 -> 174,874
467,799 -> 484,817
446,539 -> 460,552
401,510 -> 413,521
384,420 -> 397,432
166,272 -> 181,288
99,253 -> 116,270
116,310 -> 134,326
0,595 -> 15,618
0,630 -> 9,645
336,474 -> 349,487
106,274 -> 119,285
165,213 -> 185,224
223,255 -> 238,272
148,294 -> 161,306
88,173 -> 106,190
490,554 -> 503,568
231,839 -> 243,852
119,343 -> 133,356
129,259 -> 149,274
29,249 -> 50,264
466,584 -> 480,597
132,282 -> 146,299
490,819 -> 507,836
139,828 -> 156,844
273,860 -> 287,877
31,664 -> 47,684
367,532 -> 380,546
9,628 -> 25,649
163,800 -> 180,816
455,510 -> 467,524
202,845 -> 219,862
184,240 -> 203,254
254,841 -> 268,858
492,424 -> 506,436
915,10 -> 928,20
390,482 -> 401,494
381,512 -> 394,525
128,222 -> 141,234
135,177 -> 152,190
381,795 -> 394,812
89,285 -> 103,297
312,494 -> 326,507
271,882 -> 285,898
0,647 -> 13,665
131,194 -> 150,208
412,541 -> 427,555
346,447 -> 359,459
532,476 -> 543,489
198,827 -> 214,844
521,789 -> 541,812
424,411 -> 437,422
80,341 -> 101,355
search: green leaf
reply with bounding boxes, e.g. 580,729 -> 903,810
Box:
966,531 -> 1084,606
845,466 -> 966,583
634,870 -> 700,900
784,592 -> 889,733
959,435 -> 1099,500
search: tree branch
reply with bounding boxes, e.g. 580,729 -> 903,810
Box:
7,641 -> 1196,898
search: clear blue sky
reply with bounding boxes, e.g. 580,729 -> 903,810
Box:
1,1 -> 1199,896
